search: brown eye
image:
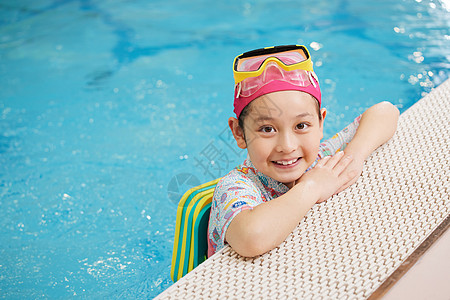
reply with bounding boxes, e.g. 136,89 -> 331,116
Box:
260,126 -> 275,133
296,123 -> 307,130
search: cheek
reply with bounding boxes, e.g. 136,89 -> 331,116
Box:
302,134 -> 321,154
247,137 -> 272,159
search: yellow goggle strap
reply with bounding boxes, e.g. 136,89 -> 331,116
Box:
233,58 -> 314,84
233,45 -> 314,84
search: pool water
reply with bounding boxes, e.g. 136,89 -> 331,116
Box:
0,0 -> 448,298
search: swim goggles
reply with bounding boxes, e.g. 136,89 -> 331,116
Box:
232,45 -> 321,118
233,45 -> 314,84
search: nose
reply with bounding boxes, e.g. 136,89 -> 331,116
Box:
275,131 -> 297,153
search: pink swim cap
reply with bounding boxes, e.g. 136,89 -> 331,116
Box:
233,61 -> 321,119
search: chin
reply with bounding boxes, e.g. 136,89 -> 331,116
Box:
276,172 -> 304,186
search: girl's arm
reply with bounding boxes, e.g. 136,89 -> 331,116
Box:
345,101 -> 399,159
226,152 -> 355,257
336,101 -> 399,193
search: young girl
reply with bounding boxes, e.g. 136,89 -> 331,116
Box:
208,45 -> 399,258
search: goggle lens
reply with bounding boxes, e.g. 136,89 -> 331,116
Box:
236,49 -> 308,72
233,45 -> 313,84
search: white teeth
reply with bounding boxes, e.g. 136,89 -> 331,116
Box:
276,158 -> 298,165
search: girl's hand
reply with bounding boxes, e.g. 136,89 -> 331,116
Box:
334,152 -> 365,194
295,152 -> 357,203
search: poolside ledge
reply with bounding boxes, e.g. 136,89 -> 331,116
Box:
156,79 -> 450,299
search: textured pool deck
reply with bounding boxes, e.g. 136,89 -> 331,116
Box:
156,79 -> 450,299
380,220 -> 450,299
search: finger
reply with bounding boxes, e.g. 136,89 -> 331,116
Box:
335,177 -> 357,194
333,153 -> 354,175
336,170 -> 359,194
320,151 -> 345,168
316,197 -> 329,204
315,155 -> 332,167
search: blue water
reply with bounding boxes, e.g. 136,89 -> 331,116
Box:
0,0 -> 448,298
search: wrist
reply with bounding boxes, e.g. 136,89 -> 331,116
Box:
292,179 -> 321,205
343,147 -> 368,163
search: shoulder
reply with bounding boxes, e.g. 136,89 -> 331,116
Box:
215,166 -> 259,196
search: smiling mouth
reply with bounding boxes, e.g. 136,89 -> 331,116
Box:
273,157 -> 300,166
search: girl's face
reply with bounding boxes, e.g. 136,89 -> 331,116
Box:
230,90 -> 326,188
